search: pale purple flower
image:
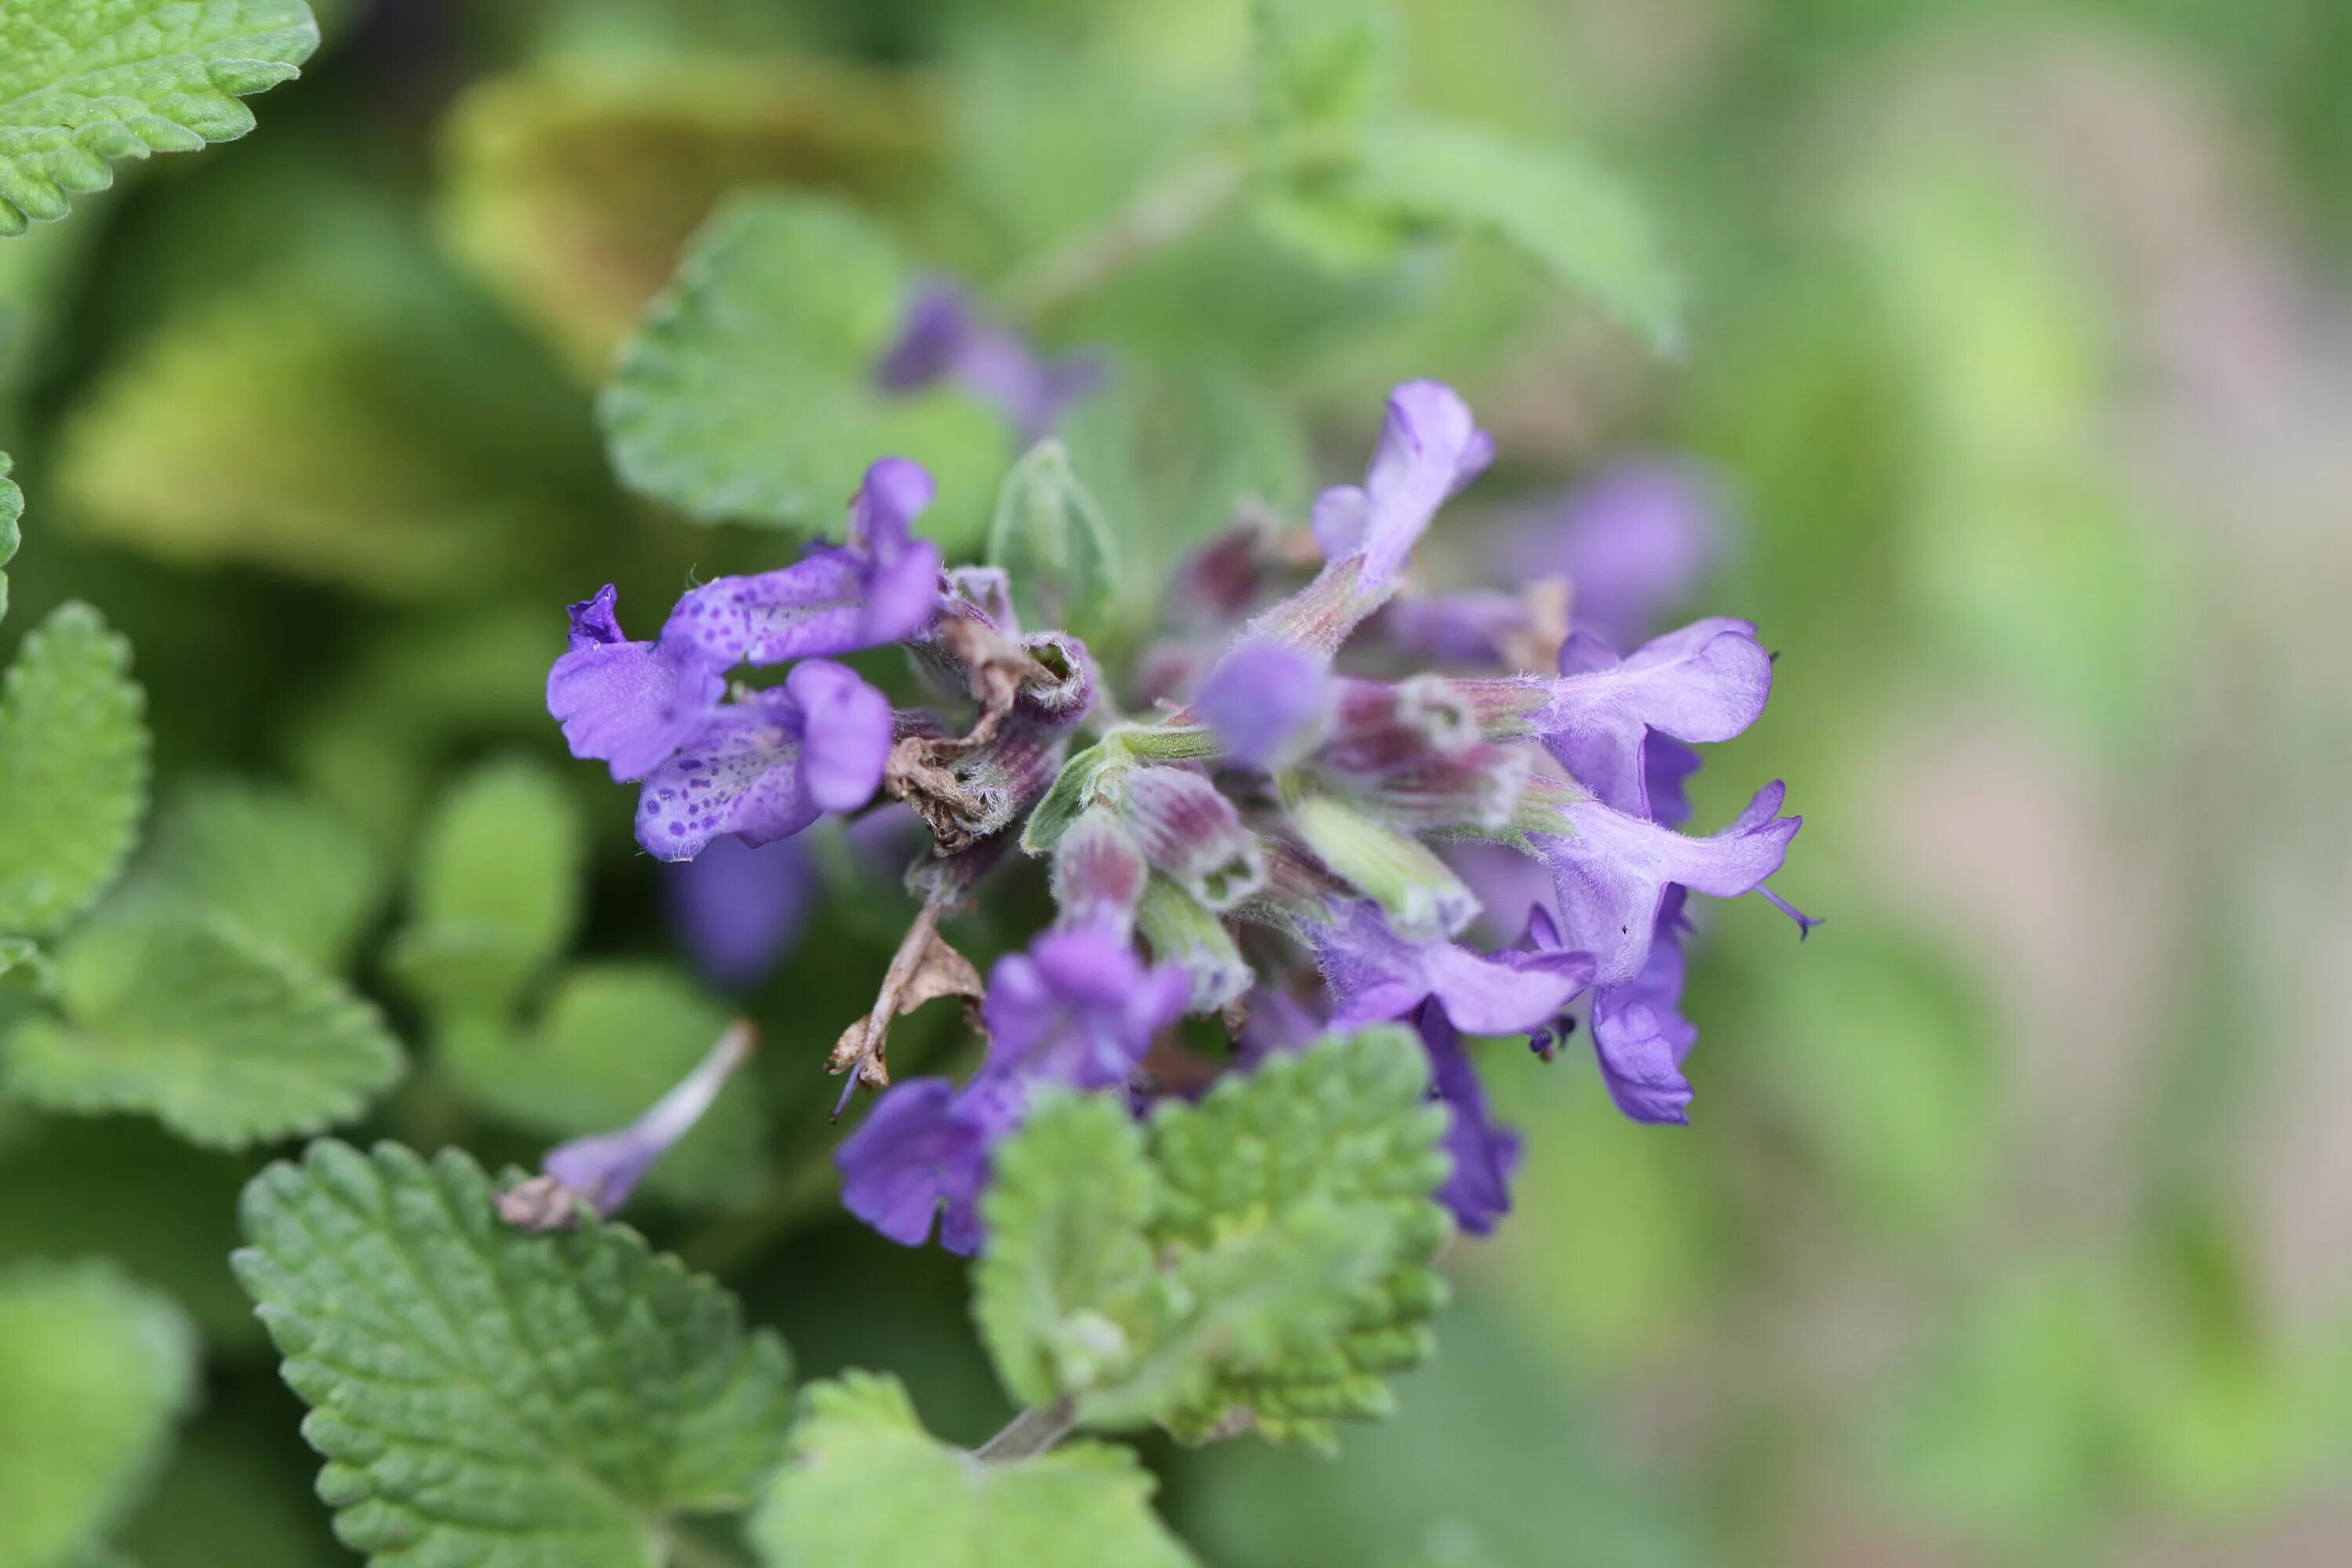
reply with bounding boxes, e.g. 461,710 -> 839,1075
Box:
1539,783 -> 1800,986
1507,460 -> 1724,651
836,1077 -> 991,1254
1312,380 -> 1494,590
1312,898 -> 1595,1036
1535,619 -> 1773,818
1196,640 -> 1330,768
663,835 -> 817,988
634,659 -> 893,860
1588,889 -> 1700,1124
1416,1003 -> 1521,1235
499,1022 -> 754,1229
662,459 -> 944,667
876,281 -> 1103,442
546,585 -> 726,782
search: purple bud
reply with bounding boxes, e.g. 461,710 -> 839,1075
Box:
1113,766 -> 1265,910
1312,380 -> 1494,590
1051,806 -> 1150,938
1196,640 -> 1330,769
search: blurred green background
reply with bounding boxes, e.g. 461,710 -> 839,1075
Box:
4,0 -> 2350,1564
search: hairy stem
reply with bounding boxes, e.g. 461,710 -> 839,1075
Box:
1000,151 -> 1249,325
975,1399 -> 1078,1463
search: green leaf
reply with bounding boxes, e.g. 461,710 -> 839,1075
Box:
1250,0 -> 1394,147
1,910 -> 404,1149
975,1095 -> 1164,1412
974,1030 -> 1449,1447
0,0 -> 319,237
132,779 -> 387,975
0,1259 -> 198,1568
600,192 -> 1009,536
1150,1026 -> 1451,1448
0,602 -> 149,937
387,757 -> 583,1018
1313,116 -> 1682,354
439,962 -> 763,1209
750,1372 -> 1198,1568
986,440 -> 1120,640
234,1141 -> 796,1567
0,450 -> 20,624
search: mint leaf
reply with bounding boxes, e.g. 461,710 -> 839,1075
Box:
439,962 -> 763,1209
0,1259 -> 197,1568
2,910 -> 404,1148
134,779 -> 387,975
751,1372 -> 1198,1568
1343,116 -> 1682,354
600,193 -> 1008,536
234,1142 -> 796,1566
387,757 -> 582,1018
0,602 -> 149,937
0,450 -> 20,624
0,0 -> 318,236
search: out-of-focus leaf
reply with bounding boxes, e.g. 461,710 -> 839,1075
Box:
438,962 -> 762,1209
132,780 -> 386,975
751,1372 -> 1199,1568
987,440 -> 1120,638
0,603 -> 148,938
235,1142 -> 795,1566
0,450 -> 18,623
0,0 -> 318,236
2,909 -> 404,1149
114,1392 -> 347,1568
601,193 -> 1009,536
387,757 -> 583,1018
0,1259 -> 197,1568
1250,0 -> 1395,146
440,55 -> 940,373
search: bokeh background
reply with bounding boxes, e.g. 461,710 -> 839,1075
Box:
3,0 -> 2350,1564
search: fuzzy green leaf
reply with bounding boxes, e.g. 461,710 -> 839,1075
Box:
750,1372 -> 1197,1568
0,0 -> 318,237
438,962 -> 761,1209
0,602 -> 149,937
234,1141 -> 795,1567
0,1259 -> 198,1568
600,192 -> 1008,535
132,779 -> 387,974
387,757 -> 582,1018
1,910 -> 403,1148
0,450 -> 20,624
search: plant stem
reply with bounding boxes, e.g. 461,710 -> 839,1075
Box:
975,1399 -> 1078,1463
999,151 -> 1249,326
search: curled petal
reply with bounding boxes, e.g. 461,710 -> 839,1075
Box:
1417,1004 -> 1521,1236
1316,899 -> 1594,1037
1537,618 -> 1772,816
547,586 -> 724,782
1330,380 -> 1495,589
836,1077 -> 991,1254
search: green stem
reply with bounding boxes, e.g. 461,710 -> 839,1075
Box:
999,151 -> 1250,325
975,1399 -> 1077,1462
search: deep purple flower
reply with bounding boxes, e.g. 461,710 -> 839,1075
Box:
1506,461 -> 1724,652
546,586 -> 727,782
1196,639 -> 1330,769
634,659 -> 893,860
979,927 -> 1189,1095
662,459 -> 944,668
875,281 -> 1103,442
1416,1002 -> 1521,1235
1312,898 -> 1595,1036
835,1076 -> 991,1254
1312,380 -> 1495,591
664,835 -> 817,988
498,1022 -> 754,1229
1539,783 -> 1800,986
1535,619 -> 1773,818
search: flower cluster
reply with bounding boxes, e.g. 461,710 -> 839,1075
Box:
532,379 -> 1810,1247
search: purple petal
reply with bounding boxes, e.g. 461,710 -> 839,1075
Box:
837,1077 -> 991,1254
874,284 -> 972,391
547,588 -> 725,783
633,694 -> 818,861
1506,461 -> 1724,651
663,835 -> 816,989
1196,640 -> 1330,768
1589,888 -> 1698,1124
785,659 -> 893,815
980,928 -> 1187,1094
541,1022 -> 754,1215
1536,617 -> 1772,816
1322,380 -> 1494,590
1315,899 -> 1593,1036
848,456 -> 935,556
1642,735 -> 1703,829
566,583 -> 626,651
1417,1004 -> 1521,1236
1542,787 -> 1800,985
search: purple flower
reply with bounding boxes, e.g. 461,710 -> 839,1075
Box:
663,835 -> 817,989
1416,1002 -> 1521,1235
875,280 -> 1103,442
1196,640 -> 1330,769
1539,783 -> 1800,986
497,1022 -> 755,1229
1311,898 -> 1595,1036
1588,889 -> 1700,1124
1535,619 -> 1773,818
1312,380 -> 1495,591
836,1077 -> 991,1254
662,459 -> 945,668
634,659 -> 893,860
1506,461 -> 1724,652
546,586 -> 727,782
